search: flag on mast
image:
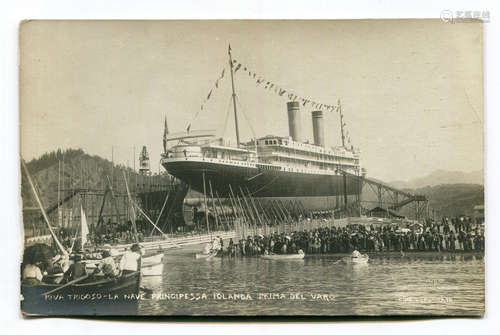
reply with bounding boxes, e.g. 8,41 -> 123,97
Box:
80,204 -> 89,248
163,115 -> 169,153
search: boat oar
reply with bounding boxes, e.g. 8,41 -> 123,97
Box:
40,274 -> 89,297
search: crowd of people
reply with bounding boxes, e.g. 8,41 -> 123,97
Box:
57,220 -> 150,249
218,216 -> 485,257
23,214 -> 485,287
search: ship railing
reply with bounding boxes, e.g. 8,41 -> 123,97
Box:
162,156 -> 257,168
264,150 -> 358,165
269,150 -> 359,163
279,140 -> 357,158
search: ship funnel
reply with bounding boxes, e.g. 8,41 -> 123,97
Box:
311,110 -> 325,147
287,101 -> 302,142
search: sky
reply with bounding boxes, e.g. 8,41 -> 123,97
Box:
20,20 -> 483,182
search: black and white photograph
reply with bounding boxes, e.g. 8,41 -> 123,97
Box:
18,19 -> 485,317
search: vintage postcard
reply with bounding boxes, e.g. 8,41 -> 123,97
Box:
20,20 -> 484,316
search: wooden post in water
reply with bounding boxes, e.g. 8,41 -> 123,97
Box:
229,184 -> 247,238
236,196 -> 248,238
245,187 -> 264,235
149,190 -> 170,237
209,181 -> 219,233
226,188 -> 240,237
239,187 -> 257,236
275,200 -> 287,223
123,170 -> 139,243
276,200 -> 289,233
255,197 -> 269,235
215,191 -> 229,230
227,185 -> 241,238
270,200 -> 284,223
202,171 -> 211,240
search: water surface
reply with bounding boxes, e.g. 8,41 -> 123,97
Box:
139,245 -> 484,316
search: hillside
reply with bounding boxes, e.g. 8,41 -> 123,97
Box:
405,183 -> 484,218
389,169 -> 484,189
21,148 -> 167,212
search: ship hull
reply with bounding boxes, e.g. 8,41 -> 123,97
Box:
163,160 -> 361,210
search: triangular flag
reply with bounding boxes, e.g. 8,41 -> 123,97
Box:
80,205 -> 89,249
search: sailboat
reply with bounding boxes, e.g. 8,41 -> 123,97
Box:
123,171 -> 166,276
20,160 -> 142,316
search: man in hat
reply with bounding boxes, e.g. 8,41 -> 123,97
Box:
119,243 -> 142,275
63,254 -> 87,282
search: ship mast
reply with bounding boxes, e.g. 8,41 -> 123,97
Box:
338,99 -> 345,148
228,44 -> 241,148
337,99 -> 348,210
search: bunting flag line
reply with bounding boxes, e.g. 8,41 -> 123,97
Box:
186,55 -> 354,146
186,65 -> 228,132
231,58 -> 342,115
228,57 -> 354,146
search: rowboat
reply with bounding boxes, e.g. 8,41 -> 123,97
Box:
85,250 -> 164,272
195,251 -> 218,259
141,251 -> 164,276
342,254 -> 369,264
262,251 -> 305,260
21,271 -> 141,316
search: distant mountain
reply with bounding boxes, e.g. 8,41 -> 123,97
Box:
398,183 -> 484,218
363,170 -> 484,218
389,169 -> 484,189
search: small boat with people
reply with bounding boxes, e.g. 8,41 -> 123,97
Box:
342,250 -> 369,264
85,246 -> 165,276
20,162 -> 148,315
261,249 -> 305,260
21,269 -> 142,315
195,237 -> 222,260
195,251 -> 218,260
21,244 -> 143,315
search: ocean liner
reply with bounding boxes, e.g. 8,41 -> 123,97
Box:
161,47 -> 363,211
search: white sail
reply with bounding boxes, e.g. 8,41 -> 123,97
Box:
80,205 -> 89,248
